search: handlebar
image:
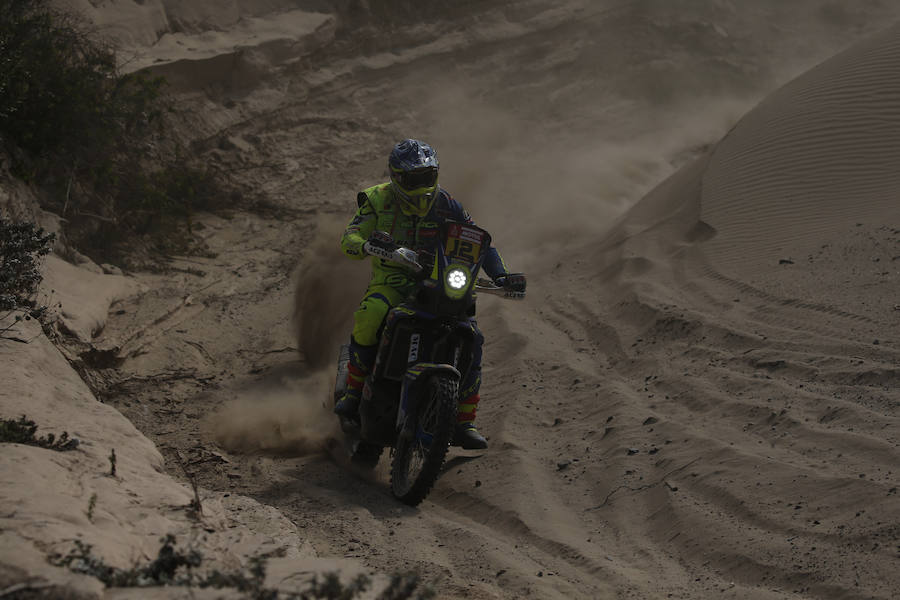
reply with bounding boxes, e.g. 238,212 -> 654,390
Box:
391,247 -> 423,272
475,278 -> 526,300
385,251 -> 525,300
364,238 -> 423,272
368,231 -> 525,300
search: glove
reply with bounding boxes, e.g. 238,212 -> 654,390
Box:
363,234 -> 422,272
494,273 -> 526,293
362,235 -> 398,260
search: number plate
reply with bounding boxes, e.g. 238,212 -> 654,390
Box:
445,224 -> 484,264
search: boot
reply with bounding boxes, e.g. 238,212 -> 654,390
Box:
334,338 -> 375,423
333,390 -> 361,421
453,422 -> 488,450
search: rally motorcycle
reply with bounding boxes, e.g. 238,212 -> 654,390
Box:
333,221 -> 525,506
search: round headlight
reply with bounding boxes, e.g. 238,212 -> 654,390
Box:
446,268 -> 468,290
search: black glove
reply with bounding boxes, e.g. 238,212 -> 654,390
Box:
363,233 -> 422,271
362,233 -> 398,260
494,273 -> 526,293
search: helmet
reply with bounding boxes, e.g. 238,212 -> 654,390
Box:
388,139 -> 439,217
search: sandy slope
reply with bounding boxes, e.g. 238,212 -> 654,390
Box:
0,188 -> 375,598
523,24 -> 900,598
5,1 -> 900,599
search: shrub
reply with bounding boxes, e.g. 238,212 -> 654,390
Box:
0,217 -> 54,323
48,535 -> 435,598
0,415 -> 79,450
0,0 -> 229,260
0,0 -> 164,174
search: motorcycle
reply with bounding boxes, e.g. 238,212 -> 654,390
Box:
333,220 -> 525,506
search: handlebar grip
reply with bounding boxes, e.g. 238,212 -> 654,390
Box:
364,240 -> 422,272
393,247 -> 423,272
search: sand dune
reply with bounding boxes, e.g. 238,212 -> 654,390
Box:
703,24 -> 900,280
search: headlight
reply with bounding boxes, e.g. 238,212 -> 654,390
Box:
446,268 -> 468,290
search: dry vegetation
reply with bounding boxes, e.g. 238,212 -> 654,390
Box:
0,0 -> 227,262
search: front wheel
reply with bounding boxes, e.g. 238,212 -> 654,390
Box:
390,374 -> 458,506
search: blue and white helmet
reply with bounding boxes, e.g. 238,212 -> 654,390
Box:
389,139 -> 439,217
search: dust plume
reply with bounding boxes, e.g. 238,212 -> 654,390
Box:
210,373 -> 338,455
380,0 -> 900,276
292,215 -> 368,370
421,85 -> 752,274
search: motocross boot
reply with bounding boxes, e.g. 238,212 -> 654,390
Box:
453,392 -> 488,449
453,423 -> 488,450
334,340 -> 377,422
334,388 -> 362,421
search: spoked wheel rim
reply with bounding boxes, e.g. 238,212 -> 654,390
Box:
390,375 -> 458,505
395,395 -> 441,494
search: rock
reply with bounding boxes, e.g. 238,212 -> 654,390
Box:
627,448 -> 639,455
101,263 -> 123,276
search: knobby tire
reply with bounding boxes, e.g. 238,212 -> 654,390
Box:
390,374 -> 458,506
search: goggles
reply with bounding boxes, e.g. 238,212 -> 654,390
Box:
394,167 -> 438,191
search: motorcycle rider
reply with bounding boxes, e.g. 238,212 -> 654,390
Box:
334,139 -> 523,450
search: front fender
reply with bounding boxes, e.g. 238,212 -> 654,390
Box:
398,363 -> 460,433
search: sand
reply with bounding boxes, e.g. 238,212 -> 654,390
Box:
2,1 -> 899,598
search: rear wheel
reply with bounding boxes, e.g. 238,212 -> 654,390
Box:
390,374 -> 458,506
334,345 -> 382,469
351,441 -> 383,469
333,344 -> 350,406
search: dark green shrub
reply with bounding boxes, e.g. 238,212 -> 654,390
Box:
0,217 -> 54,313
0,0 -> 164,173
116,161 -> 223,229
0,0 -> 229,259
0,415 -> 80,450
49,534 -> 434,598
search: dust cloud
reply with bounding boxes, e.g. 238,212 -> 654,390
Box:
210,372 -> 339,455
211,212 -> 369,456
292,215 -> 368,370
370,0 -> 900,275
427,86 -> 752,272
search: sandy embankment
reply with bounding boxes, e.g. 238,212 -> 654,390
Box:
0,203 -> 385,599
0,5 -> 368,597
0,192 -> 325,598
